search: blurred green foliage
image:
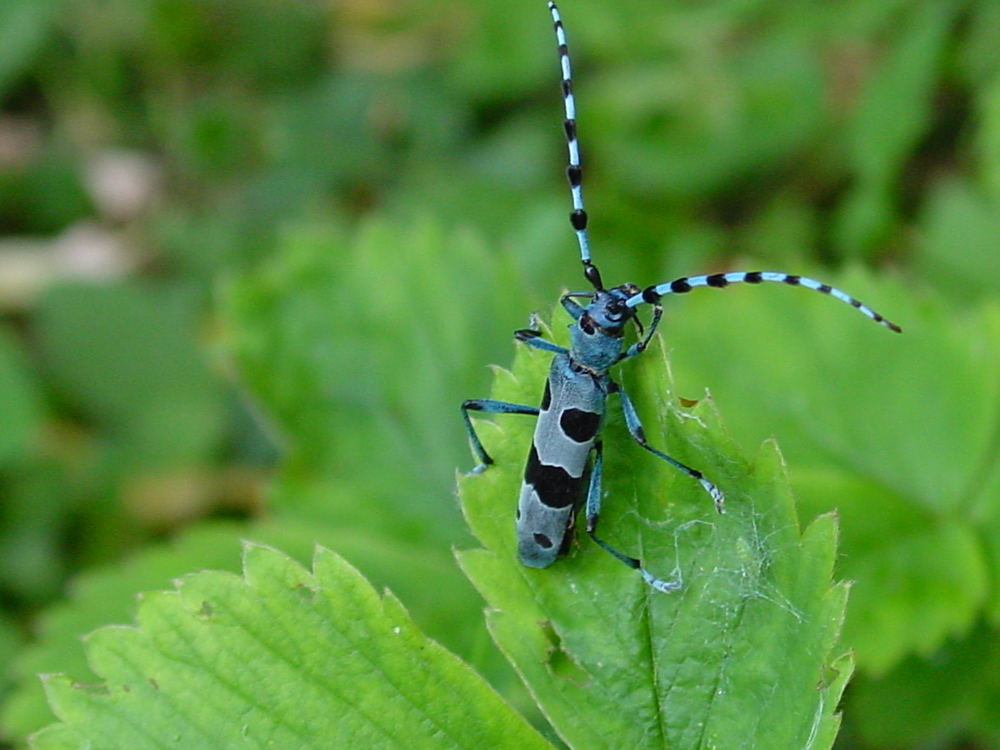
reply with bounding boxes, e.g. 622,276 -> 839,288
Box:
0,0 -> 998,747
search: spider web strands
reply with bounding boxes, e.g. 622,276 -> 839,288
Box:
626,271 -> 902,333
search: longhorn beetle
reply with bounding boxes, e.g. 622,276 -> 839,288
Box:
462,1 -> 900,593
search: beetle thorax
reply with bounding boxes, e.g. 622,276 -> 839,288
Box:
568,285 -> 638,374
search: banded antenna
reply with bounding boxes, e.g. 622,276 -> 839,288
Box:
547,1 -> 603,291
626,271 -> 902,332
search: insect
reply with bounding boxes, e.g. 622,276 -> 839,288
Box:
462,1 -> 900,592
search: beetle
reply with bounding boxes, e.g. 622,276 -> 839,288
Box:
462,1 -> 899,591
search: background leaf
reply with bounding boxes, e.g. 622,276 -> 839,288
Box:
662,272 -> 999,674
32,544 -> 551,749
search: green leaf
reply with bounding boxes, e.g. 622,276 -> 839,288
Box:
2,518 -> 497,744
457,310 -> 852,749
222,216 -> 527,537
32,544 -> 550,749
217,212 -> 547,705
662,268 -> 1000,673
2,523 -> 258,741
670,270 -> 997,517
217,217 -> 537,703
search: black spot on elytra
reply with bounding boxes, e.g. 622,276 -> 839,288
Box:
524,445 -> 581,509
541,380 -> 552,411
560,408 -> 600,443
533,532 -> 553,549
